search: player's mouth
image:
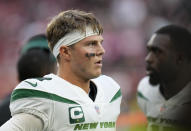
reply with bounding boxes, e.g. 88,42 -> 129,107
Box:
146,70 -> 152,76
95,60 -> 102,67
146,66 -> 154,76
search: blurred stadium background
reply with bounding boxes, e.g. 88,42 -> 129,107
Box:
0,0 -> 191,130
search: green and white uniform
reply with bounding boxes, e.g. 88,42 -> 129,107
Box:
137,76 -> 191,131
10,74 -> 122,131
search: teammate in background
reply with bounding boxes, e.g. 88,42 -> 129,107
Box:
137,25 -> 191,131
0,34 -> 57,126
0,10 -> 122,131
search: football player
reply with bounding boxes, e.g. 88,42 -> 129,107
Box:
0,10 -> 122,131
137,25 -> 191,131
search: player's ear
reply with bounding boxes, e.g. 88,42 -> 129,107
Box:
59,46 -> 71,61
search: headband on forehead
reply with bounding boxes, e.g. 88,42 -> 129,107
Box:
53,26 -> 99,58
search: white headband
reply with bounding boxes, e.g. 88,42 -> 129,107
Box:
53,26 -> 99,58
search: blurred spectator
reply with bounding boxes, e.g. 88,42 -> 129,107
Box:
0,34 -> 57,126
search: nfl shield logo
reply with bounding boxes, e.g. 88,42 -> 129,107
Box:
95,105 -> 100,114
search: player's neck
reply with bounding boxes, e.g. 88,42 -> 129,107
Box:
57,66 -> 90,94
160,75 -> 191,100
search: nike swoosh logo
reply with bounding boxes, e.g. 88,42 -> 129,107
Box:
24,81 -> 37,87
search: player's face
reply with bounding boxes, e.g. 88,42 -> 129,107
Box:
69,35 -> 105,80
145,34 -> 177,86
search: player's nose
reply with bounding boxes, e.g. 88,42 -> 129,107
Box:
145,52 -> 154,65
96,43 -> 105,56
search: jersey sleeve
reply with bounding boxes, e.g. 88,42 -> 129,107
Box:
137,77 -> 149,114
95,75 -> 122,103
10,79 -> 53,130
0,113 -> 43,131
106,76 -> 122,103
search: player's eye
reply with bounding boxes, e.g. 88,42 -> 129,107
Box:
153,48 -> 162,54
147,46 -> 162,55
87,41 -> 96,46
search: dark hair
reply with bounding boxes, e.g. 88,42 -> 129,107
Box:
17,48 -> 56,81
155,24 -> 191,60
17,34 -> 56,81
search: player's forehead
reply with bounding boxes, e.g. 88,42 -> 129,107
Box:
147,33 -> 171,50
83,35 -> 103,42
78,35 -> 103,45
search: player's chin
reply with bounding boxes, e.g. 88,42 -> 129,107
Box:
149,74 -> 160,86
91,70 -> 102,78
